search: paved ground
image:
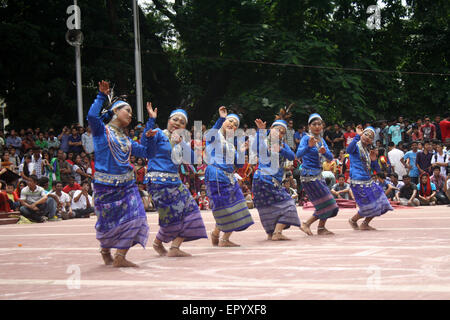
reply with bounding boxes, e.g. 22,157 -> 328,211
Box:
0,205 -> 449,300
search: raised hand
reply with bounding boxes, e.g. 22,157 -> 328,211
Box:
98,80 -> 110,96
172,132 -> 183,144
308,136 -> 318,148
219,106 -> 227,118
318,146 -> 327,154
254,119 -> 266,130
145,129 -> 158,138
369,149 -> 378,161
146,102 -> 157,119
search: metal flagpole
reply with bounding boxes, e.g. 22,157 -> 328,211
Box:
133,0 -> 144,123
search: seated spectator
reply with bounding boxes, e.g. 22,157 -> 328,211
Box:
137,182 -> 154,212
387,173 -> 404,201
19,175 -> 57,223
430,166 -> 449,204
63,175 -> 82,196
417,172 -> 437,206
0,180 -> 11,212
323,157 -> 338,175
134,157 -> 147,184
377,172 -> 396,197
283,179 -> 298,201
18,154 -> 32,181
322,170 -> 336,189
331,174 -> 353,200
49,181 -> 73,220
398,175 -> 420,206
71,181 -> 94,218
14,180 -> 27,199
4,183 -> 20,211
198,190 -> 210,210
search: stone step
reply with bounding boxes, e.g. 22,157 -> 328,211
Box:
0,211 -> 20,219
0,217 -> 20,225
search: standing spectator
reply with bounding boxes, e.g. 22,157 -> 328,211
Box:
343,125 -> 356,148
82,126 -> 94,155
329,124 -> 345,156
285,120 -> 296,152
68,127 -> 83,155
21,131 -> 35,154
431,142 -> 449,176
409,124 -> 422,141
35,132 -> 48,150
398,175 -> 420,206
420,116 -> 436,140
430,166 -> 449,204
417,173 -> 437,206
6,129 -> 22,155
439,113 -> 450,144
47,129 -> 60,150
388,142 -> 406,181
58,126 -> 71,153
416,140 -> 434,175
49,181 -> 73,220
380,121 -> 390,147
293,126 -> 306,151
19,175 -> 57,223
30,146 -> 43,179
388,121 -> 403,146
70,181 -> 94,218
331,174 -> 353,200
402,141 -> 420,184
433,115 -> 442,141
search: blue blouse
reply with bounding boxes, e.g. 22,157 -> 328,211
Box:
251,129 -> 295,185
346,134 -> 381,181
296,134 -> 333,176
87,92 -> 148,186
204,117 -> 244,184
140,118 -> 195,185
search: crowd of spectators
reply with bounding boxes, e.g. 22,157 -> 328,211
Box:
0,112 -> 449,223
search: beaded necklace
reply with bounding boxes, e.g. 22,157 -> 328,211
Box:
105,124 -> 131,165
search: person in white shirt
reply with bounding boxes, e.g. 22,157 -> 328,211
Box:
50,181 -> 73,220
71,181 -> 94,218
388,142 -> 407,181
431,143 -> 449,176
81,126 -> 94,154
19,175 -> 57,222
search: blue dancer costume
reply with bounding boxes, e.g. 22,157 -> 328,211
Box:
296,114 -> 339,220
252,120 -> 301,235
140,109 -> 207,243
87,92 -> 149,250
204,114 -> 254,232
347,128 -> 393,217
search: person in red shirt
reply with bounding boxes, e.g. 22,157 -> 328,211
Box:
343,125 -> 357,148
420,116 -> 436,140
440,113 -> 450,144
62,175 -> 82,194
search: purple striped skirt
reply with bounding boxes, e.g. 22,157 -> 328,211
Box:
253,178 -> 301,234
94,183 -> 149,250
302,178 -> 339,220
149,183 -> 207,243
351,181 -> 393,217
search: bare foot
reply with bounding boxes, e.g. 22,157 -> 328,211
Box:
100,249 -> 114,265
359,223 -> 376,231
211,231 -> 220,246
267,233 -> 273,240
167,247 -> 192,257
218,239 -> 240,247
317,228 -> 335,235
271,232 -> 291,241
113,255 -> 139,268
300,224 -> 313,236
348,218 -> 359,230
153,242 -> 168,256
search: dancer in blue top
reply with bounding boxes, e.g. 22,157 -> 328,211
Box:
348,125 -> 393,230
141,104 -> 207,257
87,81 -> 152,268
296,113 -> 339,236
205,106 -> 254,247
252,109 -> 300,240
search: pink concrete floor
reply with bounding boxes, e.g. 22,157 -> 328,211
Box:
0,205 -> 449,300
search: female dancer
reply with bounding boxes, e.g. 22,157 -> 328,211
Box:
87,80 -> 151,268
205,107 -> 254,247
348,126 -> 393,230
252,111 -> 300,240
296,113 -> 339,236
141,105 -> 207,257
